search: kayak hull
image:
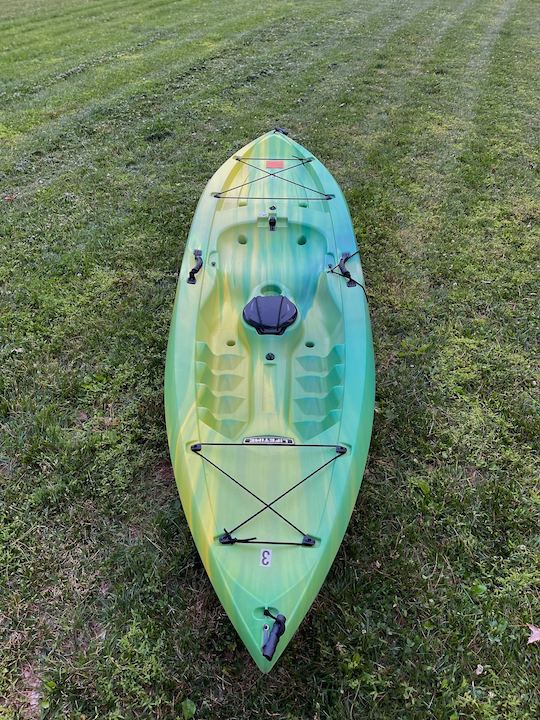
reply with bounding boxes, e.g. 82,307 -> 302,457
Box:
165,131 -> 375,671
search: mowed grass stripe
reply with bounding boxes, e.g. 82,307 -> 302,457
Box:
355,0 -> 524,319
0,0 -> 406,178
0,0 -> 188,38
0,0 -> 72,24
3,7 -> 174,68
2,0 -> 391,101
1,0 -> 255,91
355,0 -> 520,246
293,0 -> 478,178
0,0 -> 207,76
350,0 -> 521,277
3,0 -> 365,128
4,28 -> 181,99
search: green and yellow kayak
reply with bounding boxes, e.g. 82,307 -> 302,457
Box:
165,130 -> 375,671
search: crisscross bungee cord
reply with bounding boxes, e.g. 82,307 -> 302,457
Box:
190,442 -> 347,546
212,156 -> 335,201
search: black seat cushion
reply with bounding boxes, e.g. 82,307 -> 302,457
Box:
243,295 -> 298,335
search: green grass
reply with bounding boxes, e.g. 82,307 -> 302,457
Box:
1,0 -> 539,717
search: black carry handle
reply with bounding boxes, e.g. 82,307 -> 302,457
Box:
262,613 -> 286,660
187,250 -> 203,284
338,252 -> 357,287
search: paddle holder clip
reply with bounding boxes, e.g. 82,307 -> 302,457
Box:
262,609 -> 286,660
187,250 -> 203,284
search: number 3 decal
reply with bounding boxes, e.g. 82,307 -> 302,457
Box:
260,549 -> 272,567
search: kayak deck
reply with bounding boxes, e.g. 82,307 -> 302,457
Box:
195,219 -> 345,440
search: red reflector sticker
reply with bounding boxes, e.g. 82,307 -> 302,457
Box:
266,160 -> 285,169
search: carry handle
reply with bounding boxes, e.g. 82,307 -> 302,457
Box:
338,252 -> 358,287
187,250 -> 203,284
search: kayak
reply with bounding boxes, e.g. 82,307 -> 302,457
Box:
165,129 -> 375,672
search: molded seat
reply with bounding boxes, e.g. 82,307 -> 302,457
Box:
243,295 -> 298,335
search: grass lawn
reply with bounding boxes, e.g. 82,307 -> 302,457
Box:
1,0 -> 539,717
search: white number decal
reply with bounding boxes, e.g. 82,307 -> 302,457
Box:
260,549 -> 272,567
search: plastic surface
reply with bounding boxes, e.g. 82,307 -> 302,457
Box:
165,131 -> 375,672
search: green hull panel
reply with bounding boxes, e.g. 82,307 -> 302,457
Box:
164,131 -> 375,672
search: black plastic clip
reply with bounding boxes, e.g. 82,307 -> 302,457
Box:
336,445 -> 347,455
302,535 -> 316,547
191,443 -> 202,452
187,250 -> 203,284
219,531 -> 236,545
218,530 -> 257,545
274,127 -> 289,135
